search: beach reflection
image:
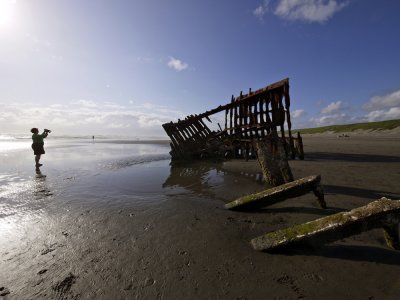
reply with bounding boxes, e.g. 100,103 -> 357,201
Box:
163,160 -> 265,202
0,170 -> 54,257
0,169 -> 52,223
163,161 -> 224,188
46,140 -> 171,171
0,140 -> 31,153
0,174 -> 35,218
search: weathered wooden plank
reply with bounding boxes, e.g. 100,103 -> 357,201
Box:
225,175 -> 325,210
251,197 -> 400,252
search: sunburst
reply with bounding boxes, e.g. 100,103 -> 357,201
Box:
0,0 -> 17,29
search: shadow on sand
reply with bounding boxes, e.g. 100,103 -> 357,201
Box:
324,184 -> 400,200
248,206 -> 346,216
305,152 -> 400,163
281,244 -> 400,266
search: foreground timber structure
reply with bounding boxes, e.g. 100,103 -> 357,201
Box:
225,175 -> 326,210
162,78 -> 304,162
251,197 -> 400,252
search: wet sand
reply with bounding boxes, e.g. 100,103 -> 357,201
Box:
1,135 -> 400,299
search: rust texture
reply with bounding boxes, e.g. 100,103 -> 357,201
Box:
162,78 -> 304,161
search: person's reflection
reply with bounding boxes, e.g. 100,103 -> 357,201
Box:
35,166 -> 47,178
34,166 -> 53,198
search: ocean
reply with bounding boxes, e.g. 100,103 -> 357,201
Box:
0,135 -> 173,217
0,134 -> 265,236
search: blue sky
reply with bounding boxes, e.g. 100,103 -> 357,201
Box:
1,0 -> 400,137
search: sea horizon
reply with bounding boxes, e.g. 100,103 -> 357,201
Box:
0,133 -> 171,141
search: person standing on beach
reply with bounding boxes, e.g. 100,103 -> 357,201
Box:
31,128 -> 51,168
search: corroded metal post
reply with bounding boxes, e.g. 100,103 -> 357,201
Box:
254,131 -> 294,186
296,132 -> 304,160
251,198 -> 400,252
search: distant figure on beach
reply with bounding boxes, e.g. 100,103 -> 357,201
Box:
92,135 -> 95,142
31,128 -> 51,169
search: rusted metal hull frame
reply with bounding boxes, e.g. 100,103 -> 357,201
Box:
162,78 -> 303,161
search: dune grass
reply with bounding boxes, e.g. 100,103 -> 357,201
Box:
294,119 -> 400,134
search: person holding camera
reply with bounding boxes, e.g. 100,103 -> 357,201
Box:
30,128 -> 51,168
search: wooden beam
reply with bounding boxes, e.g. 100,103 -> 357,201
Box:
251,197 -> 400,252
225,175 -> 325,210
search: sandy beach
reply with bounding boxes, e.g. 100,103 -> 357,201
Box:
1,133 -> 400,299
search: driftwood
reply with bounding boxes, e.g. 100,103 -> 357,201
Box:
225,175 -> 325,210
251,197 -> 400,252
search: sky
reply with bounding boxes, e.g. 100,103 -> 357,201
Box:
1,0 -> 400,138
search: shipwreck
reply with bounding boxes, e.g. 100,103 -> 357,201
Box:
162,78 -> 304,186
162,78 -> 303,161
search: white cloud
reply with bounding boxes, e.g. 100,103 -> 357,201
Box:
107,123 -> 130,129
103,103 -> 125,110
321,100 -> 343,114
254,0 -> 270,19
292,109 -> 305,118
363,90 -> 400,111
0,101 -> 186,137
49,104 -> 67,109
306,98 -> 363,127
293,88 -> 400,129
361,89 -> 400,122
142,102 -> 155,110
309,113 -> 349,126
365,107 -> 400,122
167,57 -> 188,72
51,117 -> 70,125
73,99 -> 97,108
137,114 -> 166,127
255,0 -> 349,23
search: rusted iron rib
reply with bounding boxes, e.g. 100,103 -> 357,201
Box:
193,78 -> 289,119
251,197 -> 400,252
225,175 -> 325,210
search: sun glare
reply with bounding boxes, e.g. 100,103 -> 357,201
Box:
0,0 -> 17,29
